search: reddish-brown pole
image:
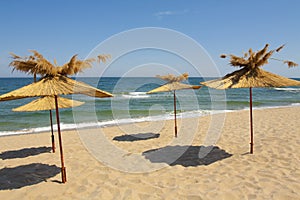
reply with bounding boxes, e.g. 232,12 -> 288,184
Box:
55,95 -> 67,183
49,110 -> 55,153
174,91 -> 177,137
249,87 -> 254,154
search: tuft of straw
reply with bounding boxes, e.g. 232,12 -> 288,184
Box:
9,52 -> 21,59
97,54 -> 111,63
256,50 -> 274,67
284,60 -> 298,68
156,72 -> 189,82
229,55 -> 248,67
254,44 -> 269,61
276,44 -> 285,52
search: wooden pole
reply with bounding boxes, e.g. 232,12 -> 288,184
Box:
49,110 -> 55,153
55,95 -> 67,183
33,73 -> 37,83
174,91 -> 178,137
249,87 -> 254,154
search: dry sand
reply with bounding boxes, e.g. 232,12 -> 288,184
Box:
0,106 -> 299,199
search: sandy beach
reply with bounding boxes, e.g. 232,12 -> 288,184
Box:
0,106 -> 300,199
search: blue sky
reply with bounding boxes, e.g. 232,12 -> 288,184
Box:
0,0 -> 299,77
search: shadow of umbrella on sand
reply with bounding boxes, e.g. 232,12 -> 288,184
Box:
201,44 -> 300,154
0,163 -> 61,190
0,75 -> 113,183
147,73 -> 201,137
12,96 -> 84,153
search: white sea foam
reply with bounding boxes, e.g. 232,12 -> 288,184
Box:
274,87 -> 300,91
1,104 -> 299,137
121,92 -> 150,99
0,109 -> 224,137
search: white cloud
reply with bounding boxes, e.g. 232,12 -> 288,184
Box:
154,9 -> 189,19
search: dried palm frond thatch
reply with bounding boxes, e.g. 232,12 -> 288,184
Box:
156,72 -> 189,82
10,51 -> 55,82
9,50 -> 111,78
220,44 -> 297,70
284,60 -> 298,68
0,74 -> 113,100
202,66 -> 300,89
13,96 -> 84,112
57,56 -> 96,76
276,44 -> 285,52
97,54 -> 111,63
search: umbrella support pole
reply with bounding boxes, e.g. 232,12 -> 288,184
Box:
174,91 -> 177,137
49,110 -> 55,153
55,96 -> 67,183
249,87 -> 254,154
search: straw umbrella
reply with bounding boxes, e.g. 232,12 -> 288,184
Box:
201,44 -> 300,154
13,96 -> 84,153
9,50 -> 111,153
147,73 -> 201,137
0,75 -> 113,183
0,51 -> 113,183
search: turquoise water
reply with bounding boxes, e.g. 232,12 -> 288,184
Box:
0,77 -> 300,135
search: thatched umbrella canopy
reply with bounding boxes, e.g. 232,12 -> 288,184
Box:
0,75 -> 113,101
0,75 -> 112,183
147,81 -> 201,93
201,44 -> 300,154
13,96 -> 84,153
13,96 -> 84,112
147,73 -> 201,137
0,76 -> 112,184
202,63 -> 300,89
1,51 -> 113,183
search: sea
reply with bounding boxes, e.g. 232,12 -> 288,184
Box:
0,77 -> 300,136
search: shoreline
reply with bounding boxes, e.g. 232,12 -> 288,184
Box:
1,103 -> 300,137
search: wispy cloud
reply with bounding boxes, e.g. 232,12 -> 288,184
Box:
154,9 -> 189,19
